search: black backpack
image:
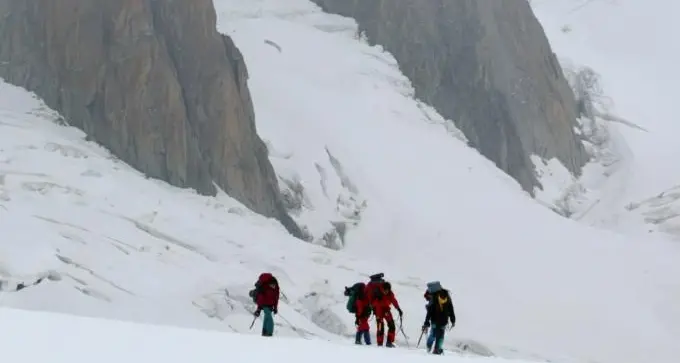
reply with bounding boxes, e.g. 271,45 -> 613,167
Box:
367,273 -> 385,299
369,273 -> 384,282
432,289 -> 451,313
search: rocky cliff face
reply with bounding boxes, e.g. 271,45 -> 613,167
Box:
0,0 -> 301,237
310,0 -> 589,193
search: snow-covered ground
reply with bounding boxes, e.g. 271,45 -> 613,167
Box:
215,1 -> 679,362
532,0 -> 680,239
0,78 -> 489,358
0,307 -> 528,363
1,1 -> 679,363
0,79 -> 372,341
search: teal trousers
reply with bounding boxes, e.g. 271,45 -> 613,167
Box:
261,307 -> 274,336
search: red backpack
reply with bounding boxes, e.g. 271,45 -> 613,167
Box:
252,273 -> 279,298
257,273 -> 276,285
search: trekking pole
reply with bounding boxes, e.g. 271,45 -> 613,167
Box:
416,329 -> 425,348
398,315 -> 411,348
249,314 -> 258,329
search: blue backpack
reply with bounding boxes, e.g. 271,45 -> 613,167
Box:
427,281 -> 442,293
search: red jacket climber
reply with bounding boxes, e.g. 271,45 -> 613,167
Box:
249,273 -> 280,337
368,282 -> 401,317
254,273 -> 280,312
354,285 -> 372,345
364,274 -> 402,347
355,295 -> 371,319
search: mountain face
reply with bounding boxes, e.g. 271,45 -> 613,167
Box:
0,0 -> 301,237
309,0 -> 589,193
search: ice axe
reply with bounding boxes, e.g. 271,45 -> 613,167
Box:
398,315 -> 411,348
416,329 -> 425,348
249,311 -> 259,329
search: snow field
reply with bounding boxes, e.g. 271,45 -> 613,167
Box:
215,1 -> 680,362
0,0 -> 677,363
0,307 -> 532,363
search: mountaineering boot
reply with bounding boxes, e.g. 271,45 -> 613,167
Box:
385,342 -> 395,348
355,332 -> 362,345
432,347 -> 444,355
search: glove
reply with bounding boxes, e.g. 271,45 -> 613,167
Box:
354,317 -> 359,326
422,325 -> 429,333
449,319 -> 456,328
397,307 -> 403,317
272,307 -> 278,315
254,309 -> 261,317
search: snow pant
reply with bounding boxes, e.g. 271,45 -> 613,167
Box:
426,324 -> 437,351
374,310 -> 396,346
431,325 -> 446,354
355,314 -> 371,345
261,307 -> 274,337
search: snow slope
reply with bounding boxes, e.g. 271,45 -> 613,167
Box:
532,0 -> 680,238
214,1 -> 680,363
0,307 -> 527,363
0,1 -> 678,363
0,79 -> 487,356
0,79 -> 402,341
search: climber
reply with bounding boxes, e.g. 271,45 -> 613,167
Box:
422,287 -> 437,352
249,272 -> 280,337
365,273 -> 402,347
344,282 -> 372,345
421,281 -> 456,355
